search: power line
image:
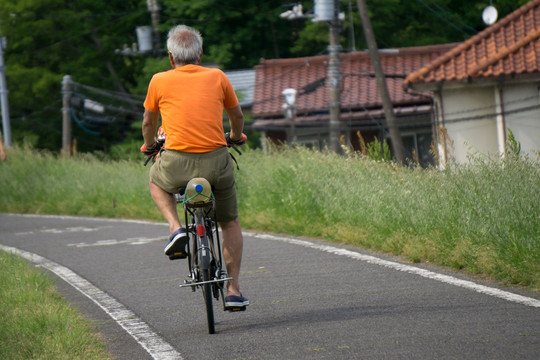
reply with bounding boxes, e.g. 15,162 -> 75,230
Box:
428,1 -> 478,34
70,76 -> 540,133
256,82 -> 540,129
74,82 -> 145,103
443,94 -> 539,118
416,0 -> 476,36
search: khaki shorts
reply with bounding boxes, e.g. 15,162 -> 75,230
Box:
149,147 -> 238,222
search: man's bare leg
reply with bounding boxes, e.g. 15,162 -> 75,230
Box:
151,178 -> 243,295
219,218 -> 243,297
149,179 -> 181,235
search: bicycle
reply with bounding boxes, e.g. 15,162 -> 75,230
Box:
176,177 -> 235,334
142,131 -> 247,334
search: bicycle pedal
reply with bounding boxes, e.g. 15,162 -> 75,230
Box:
225,306 -> 247,312
168,252 -> 188,260
181,280 -> 197,292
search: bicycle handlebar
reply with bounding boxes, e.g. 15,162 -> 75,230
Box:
225,132 -> 247,146
141,132 -> 247,166
225,132 -> 247,156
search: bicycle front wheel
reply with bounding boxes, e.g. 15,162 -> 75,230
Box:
201,268 -> 215,334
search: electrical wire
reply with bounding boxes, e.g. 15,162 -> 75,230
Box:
428,1 -> 478,34
69,73 -> 540,137
71,105 -> 101,136
73,82 -> 145,104
255,78 -> 540,130
415,0 -> 476,36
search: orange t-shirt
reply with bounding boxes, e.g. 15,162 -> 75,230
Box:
144,65 -> 239,153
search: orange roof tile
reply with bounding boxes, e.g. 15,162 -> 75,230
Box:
253,44 -> 455,118
404,0 -> 540,88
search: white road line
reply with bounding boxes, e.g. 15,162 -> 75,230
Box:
5,214 -> 539,309
67,236 -> 165,247
249,232 -> 540,308
0,245 -> 183,360
16,226 -> 113,236
6,213 -> 166,226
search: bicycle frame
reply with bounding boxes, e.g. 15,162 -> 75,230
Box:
177,185 -> 231,334
183,203 -> 228,288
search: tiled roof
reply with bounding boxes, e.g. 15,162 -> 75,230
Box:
225,69 -> 255,107
404,0 -> 540,88
253,44 -> 455,118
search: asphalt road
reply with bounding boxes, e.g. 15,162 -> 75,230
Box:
1,213 -> 539,360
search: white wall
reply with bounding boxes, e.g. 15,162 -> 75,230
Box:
441,87 -> 499,163
438,83 -> 540,163
502,83 -> 540,158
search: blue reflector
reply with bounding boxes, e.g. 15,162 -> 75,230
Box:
195,184 -> 203,193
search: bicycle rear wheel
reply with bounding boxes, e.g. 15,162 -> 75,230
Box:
201,268 -> 215,334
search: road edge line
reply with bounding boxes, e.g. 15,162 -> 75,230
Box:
0,244 -> 183,360
250,233 -> 540,308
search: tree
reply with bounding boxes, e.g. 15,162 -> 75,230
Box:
158,0 -> 295,69
1,0 -> 146,151
0,0 -> 531,153
291,0 -> 530,55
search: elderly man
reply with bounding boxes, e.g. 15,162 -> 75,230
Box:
142,25 -> 248,310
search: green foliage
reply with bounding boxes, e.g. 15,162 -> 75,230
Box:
107,121 -> 145,160
292,0 -> 532,53
366,137 -> 392,162
130,57 -> 171,95
290,21 -> 330,56
0,0 -> 531,153
506,128 -> 521,160
0,145 -> 160,220
1,146 -> 538,289
5,64 -> 62,149
235,146 -> 540,289
1,0 -> 146,150
363,0 -> 532,48
160,0 -> 294,68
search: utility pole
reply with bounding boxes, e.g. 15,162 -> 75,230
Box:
0,28 -> 11,147
348,0 -> 356,51
314,0 -> 342,153
356,0 -> 405,164
328,0 -> 342,154
61,75 -> 72,155
147,0 -> 161,55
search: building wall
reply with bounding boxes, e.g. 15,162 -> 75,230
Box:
440,87 -> 498,163
437,83 -> 540,164
502,83 -> 540,157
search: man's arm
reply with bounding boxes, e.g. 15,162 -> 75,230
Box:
225,105 -> 245,141
142,109 -> 160,146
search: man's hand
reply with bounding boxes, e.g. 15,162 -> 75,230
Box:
225,132 -> 247,146
140,141 -> 160,156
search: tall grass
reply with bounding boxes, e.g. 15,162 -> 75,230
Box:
236,147 -> 540,289
0,251 -> 112,359
0,145 -> 163,221
1,145 -> 539,289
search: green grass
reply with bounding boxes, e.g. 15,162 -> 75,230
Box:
235,146 -> 540,289
0,251 -> 113,360
1,144 -> 539,291
0,144 -> 538,358
0,146 -> 163,221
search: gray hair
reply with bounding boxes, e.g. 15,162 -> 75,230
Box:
167,25 -> 203,65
